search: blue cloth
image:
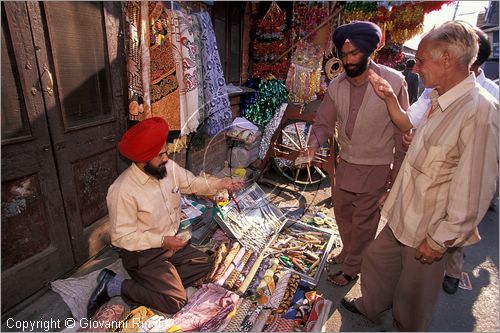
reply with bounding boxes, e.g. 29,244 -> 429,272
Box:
332,20 -> 382,55
194,11 -> 232,137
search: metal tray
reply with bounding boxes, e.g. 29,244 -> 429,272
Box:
264,219 -> 336,286
214,183 -> 287,252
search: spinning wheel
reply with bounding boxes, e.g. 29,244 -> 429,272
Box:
259,100 -> 337,185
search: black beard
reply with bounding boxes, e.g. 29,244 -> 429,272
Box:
144,161 -> 167,179
344,55 -> 370,77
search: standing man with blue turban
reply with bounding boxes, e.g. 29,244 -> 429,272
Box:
301,21 -> 409,286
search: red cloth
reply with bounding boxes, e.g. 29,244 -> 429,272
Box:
118,117 -> 169,162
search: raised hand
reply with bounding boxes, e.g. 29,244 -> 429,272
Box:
368,69 -> 396,101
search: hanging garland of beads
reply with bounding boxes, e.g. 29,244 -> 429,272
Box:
251,2 -> 290,79
341,1 -> 453,44
291,2 -> 329,45
340,1 -> 453,69
242,77 -> 289,127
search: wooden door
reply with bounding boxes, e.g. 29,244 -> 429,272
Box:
1,2 -> 74,312
1,1 -> 128,312
27,1 -> 128,265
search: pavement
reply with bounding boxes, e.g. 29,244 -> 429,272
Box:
2,172 -> 498,332
259,174 -> 499,332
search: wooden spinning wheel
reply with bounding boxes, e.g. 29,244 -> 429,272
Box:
259,100 -> 337,185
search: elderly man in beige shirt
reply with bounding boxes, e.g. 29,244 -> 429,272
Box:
86,117 -> 243,318
341,21 -> 499,331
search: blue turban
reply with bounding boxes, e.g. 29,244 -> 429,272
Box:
332,21 -> 382,56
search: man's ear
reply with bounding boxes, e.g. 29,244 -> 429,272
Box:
442,50 -> 452,69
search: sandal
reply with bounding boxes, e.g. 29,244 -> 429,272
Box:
327,271 -> 359,287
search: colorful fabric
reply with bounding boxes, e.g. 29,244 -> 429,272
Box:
240,305 -> 262,332
250,308 -> 272,332
216,247 -> 246,286
304,295 -> 329,332
118,117 -> 168,162
170,283 -> 239,332
233,252 -> 258,291
276,274 -> 301,314
149,2 -> 181,130
216,298 -> 242,332
212,242 -> 241,282
224,250 -> 252,290
255,258 -> 280,305
283,288 -> 306,319
245,257 -> 271,297
267,270 -> 292,309
224,299 -> 254,332
206,242 -> 228,282
194,11 -> 232,136
264,315 -> 298,332
191,14 -> 205,122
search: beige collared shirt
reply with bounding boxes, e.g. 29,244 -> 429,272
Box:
382,74 -> 499,251
107,160 -> 223,251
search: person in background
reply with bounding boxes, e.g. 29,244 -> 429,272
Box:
341,21 -> 498,331
300,20 -> 408,287
86,117 -> 244,318
367,26 -> 499,295
403,59 -> 420,104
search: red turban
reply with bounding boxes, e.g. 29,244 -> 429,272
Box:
118,117 -> 169,162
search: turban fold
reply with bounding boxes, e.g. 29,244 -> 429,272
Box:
118,117 -> 169,162
332,21 -> 382,56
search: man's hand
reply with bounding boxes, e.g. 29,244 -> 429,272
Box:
367,69 -> 397,101
295,147 -> 316,166
403,130 -> 414,150
219,178 -> 245,193
161,236 -> 187,252
415,239 -> 444,264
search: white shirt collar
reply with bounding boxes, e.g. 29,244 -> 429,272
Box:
437,73 -> 476,111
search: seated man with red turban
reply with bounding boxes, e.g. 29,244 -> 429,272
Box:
86,117 -> 244,318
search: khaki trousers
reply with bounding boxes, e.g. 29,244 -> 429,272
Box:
355,225 -> 449,331
445,247 -> 464,279
120,245 -> 213,314
332,185 -> 386,276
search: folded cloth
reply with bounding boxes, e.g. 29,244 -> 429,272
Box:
231,117 -> 259,133
224,299 -> 254,332
266,270 -> 292,309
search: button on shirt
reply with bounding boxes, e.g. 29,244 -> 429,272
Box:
107,161 -> 223,251
382,74 -> 499,251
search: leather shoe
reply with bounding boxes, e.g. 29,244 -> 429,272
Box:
341,297 -> 361,314
442,275 -> 460,294
87,269 -> 116,318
